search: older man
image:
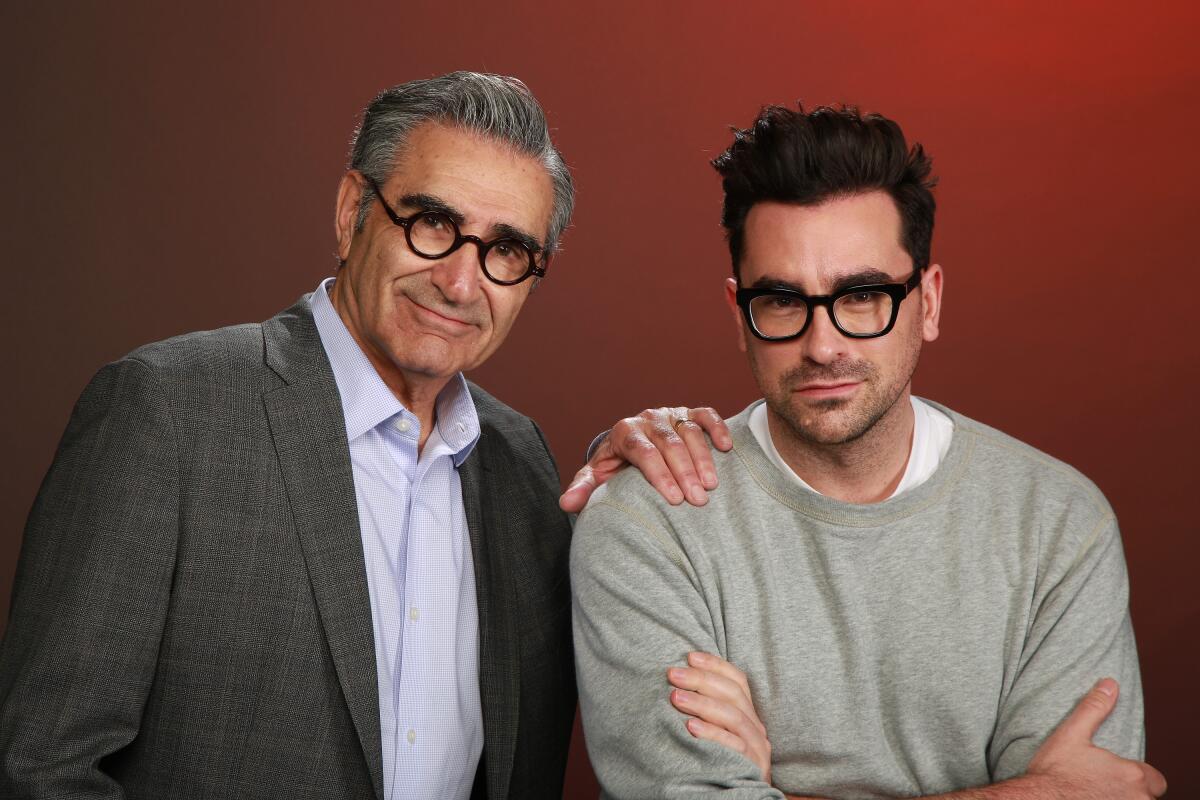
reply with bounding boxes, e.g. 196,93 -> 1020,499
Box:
0,72 -> 725,800
572,104 -> 1165,798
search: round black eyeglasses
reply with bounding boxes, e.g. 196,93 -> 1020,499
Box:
368,179 -> 546,286
735,269 -> 924,341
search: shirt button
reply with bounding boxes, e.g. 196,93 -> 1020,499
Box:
407,729 -> 416,745
409,607 -> 420,622
394,418 -> 411,433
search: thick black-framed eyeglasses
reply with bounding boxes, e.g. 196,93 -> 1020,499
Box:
735,268 -> 924,341
367,178 -> 546,286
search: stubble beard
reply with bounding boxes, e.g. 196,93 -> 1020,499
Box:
751,334 -> 923,449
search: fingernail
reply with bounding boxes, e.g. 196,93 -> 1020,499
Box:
668,486 -> 684,504
668,668 -> 684,681
1095,679 -> 1115,696
687,486 -> 707,505
688,652 -> 707,664
674,690 -> 691,705
686,718 -> 700,735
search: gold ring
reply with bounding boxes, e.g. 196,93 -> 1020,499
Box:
672,415 -> 690,431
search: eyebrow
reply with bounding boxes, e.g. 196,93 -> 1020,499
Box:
397,192 -> 544,253
749,267 -> 896,295
491,223 -> 543,255
398,193 -> 466,225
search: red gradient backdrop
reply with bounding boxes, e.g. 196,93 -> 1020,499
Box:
2,2 -> 1197,796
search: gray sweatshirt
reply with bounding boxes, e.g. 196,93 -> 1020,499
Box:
571,400 -> 1143,799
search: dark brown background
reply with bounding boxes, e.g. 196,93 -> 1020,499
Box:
2,2 -> 1197,796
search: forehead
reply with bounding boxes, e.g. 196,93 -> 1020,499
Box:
741,192 -> 908,287
389,122 -> 554,239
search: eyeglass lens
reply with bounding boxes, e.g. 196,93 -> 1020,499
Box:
408,212 -> 533,283
749,290 -> 895,338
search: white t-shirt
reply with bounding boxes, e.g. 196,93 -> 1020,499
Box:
748,396 -> 954,499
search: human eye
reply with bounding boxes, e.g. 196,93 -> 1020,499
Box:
493,240 -> 531,264
417,212 -> 452,232
751,292 -> 803,318
843,290 -> 880,306
766,294 -> 796,309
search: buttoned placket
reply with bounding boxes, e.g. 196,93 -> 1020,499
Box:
383,411 -> 479,798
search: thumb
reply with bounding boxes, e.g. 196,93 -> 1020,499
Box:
1056,679 -> 1120,744
559,467 -> 597,513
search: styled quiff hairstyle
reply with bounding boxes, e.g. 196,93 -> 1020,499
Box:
712,104 -> 937,279
347,71 -> 574,257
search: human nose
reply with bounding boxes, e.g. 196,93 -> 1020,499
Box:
429,240 -> 484,304
798,304 -> 848,365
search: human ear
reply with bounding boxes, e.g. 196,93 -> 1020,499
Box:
334,171 -> 367,263
920,263 -> 944,343
724,277 -> 748,353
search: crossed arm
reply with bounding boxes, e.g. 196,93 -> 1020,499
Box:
670,653 -> 1166,800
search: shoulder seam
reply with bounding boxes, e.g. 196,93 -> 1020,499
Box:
961,421 -> 1108,517
587,497 -> 688,572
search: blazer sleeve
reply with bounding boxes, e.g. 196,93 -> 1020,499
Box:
0,357 -> 181,798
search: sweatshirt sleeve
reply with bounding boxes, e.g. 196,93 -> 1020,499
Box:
989,508 -> 1144,779
570,490 -> 784,800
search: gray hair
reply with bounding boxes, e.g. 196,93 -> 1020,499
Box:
348,71 -> 574,257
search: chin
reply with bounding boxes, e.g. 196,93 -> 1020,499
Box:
399,338 -> 479,376
795,420 -> 872,447
776,398 -> 879,446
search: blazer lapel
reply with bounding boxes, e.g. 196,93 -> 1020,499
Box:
262,300 -> 384,800
460,433 -> 520,800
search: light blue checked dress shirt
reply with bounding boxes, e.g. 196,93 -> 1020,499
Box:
311,278 -> 483,800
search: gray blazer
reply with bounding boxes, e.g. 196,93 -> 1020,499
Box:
0,298 -> 576,799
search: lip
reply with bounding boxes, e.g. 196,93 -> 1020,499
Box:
407,296 -> 472,331
793,381 -> 861,400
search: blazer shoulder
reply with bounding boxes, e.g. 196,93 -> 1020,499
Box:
466,379 -> 563,483
467,380 -> 541,437
112,322 -> 280,408
124,323 -> 264,375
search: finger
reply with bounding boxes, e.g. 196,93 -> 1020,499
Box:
1055,679 -> 1119,744
670,689 -> 760,744
644,417 -> 709,506
688,653 -> 763,734
688,407 -> 734,451
673,418 -> 720,490
668,667 -> 759,730
688,651 -> 753,700
684,716 -> 748,756
558,466 -> 597,513
612,424 -> 684,505
1142,762 -> 1168,797
684,713 -> 771,783
669,665 -> 742,698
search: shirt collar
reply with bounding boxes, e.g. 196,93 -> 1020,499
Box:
310,277 -> 481,465
432,371 -> 482,467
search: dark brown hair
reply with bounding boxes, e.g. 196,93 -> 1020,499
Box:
712,104 -> 937,279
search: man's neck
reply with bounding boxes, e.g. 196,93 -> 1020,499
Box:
329,280 -> 445,454
768,393 -> 915,504
375,368 -> 443,455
